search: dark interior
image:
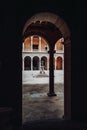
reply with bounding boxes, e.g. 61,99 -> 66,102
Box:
0,1 -> 87,130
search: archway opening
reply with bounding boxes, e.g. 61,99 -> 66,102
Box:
22,12 -> 71,124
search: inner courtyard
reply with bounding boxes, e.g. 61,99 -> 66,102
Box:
22,12 -> 71,124
22,35 -> 64,123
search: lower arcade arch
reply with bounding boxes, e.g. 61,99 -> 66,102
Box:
41,56 -> 47,70
56,57 -> 62,70
24,56 -> 31,70
33,56 -> 39,70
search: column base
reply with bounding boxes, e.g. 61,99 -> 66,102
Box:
47,92 -> 57,97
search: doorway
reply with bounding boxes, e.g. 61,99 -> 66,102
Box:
22,12 -> 71,123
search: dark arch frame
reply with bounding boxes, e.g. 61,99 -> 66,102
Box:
22,12 -> 71,120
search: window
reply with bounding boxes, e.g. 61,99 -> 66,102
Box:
33,44 -> 39,50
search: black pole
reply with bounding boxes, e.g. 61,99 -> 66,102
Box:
47,50 -> 56,96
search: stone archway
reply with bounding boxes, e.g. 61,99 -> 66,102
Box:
22,12 -> 71,119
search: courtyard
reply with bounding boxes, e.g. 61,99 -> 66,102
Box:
22,71 -> 64,123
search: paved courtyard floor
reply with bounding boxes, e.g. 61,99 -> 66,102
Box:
22,83 -> 64,123
22,70 -> 64,123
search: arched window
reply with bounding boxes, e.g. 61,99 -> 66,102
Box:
24,56 -> 31,70
41,56 -> 47,70
24,37 -> 31,51
55,38 -> 63,51
33,56 -> 39,70
33,36 -> 39,51
56,57 -> 62,70
41,37 -> 49,51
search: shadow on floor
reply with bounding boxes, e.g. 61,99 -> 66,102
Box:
20,119 -> 87,130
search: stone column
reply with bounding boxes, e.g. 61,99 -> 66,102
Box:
39,37 -> 41,51
22,42 -> 24,52
55,44 -> 57,51
55,57 -> 56,70
64,38 -> 71,119
47,57 -> 49,70
62,44 -> 64,70
47,49 -> 56,96
39,58 -> 41,70
31,58 -> 33,70
22,58 -> 24,71
31,36 -> 33,51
